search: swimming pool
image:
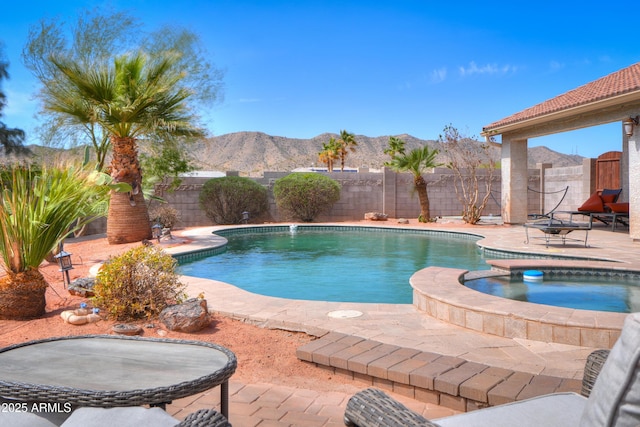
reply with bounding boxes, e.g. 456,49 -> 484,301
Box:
178,226 -> 496,303
465,274 -> 640,313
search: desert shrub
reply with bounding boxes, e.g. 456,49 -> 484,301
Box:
273,173 -> 341,222
92,245 -> 186,320
199,176 -> 268,224
149,204 -> 181,230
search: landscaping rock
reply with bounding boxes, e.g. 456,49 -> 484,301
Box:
397,218 -> 409,224
159,298 -> 210,332
364,212 -> 388,221
68,277 -> 96,297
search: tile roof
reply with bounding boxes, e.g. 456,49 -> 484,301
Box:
483,62 -> 640,133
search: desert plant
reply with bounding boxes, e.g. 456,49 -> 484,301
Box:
199,176 -> 268,224
93,245 -> 187,320
439,125 -> 498,224
273,173 -> 341,222
149,204 -> 181,230
0,164 -> 108,319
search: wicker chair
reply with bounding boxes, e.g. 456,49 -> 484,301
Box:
344,349 -> 611,427
177,408 -> 232,427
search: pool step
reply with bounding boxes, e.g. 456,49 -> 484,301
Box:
296,332 -> 581,413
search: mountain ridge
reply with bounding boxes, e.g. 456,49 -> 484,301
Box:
185,131 -> 584,174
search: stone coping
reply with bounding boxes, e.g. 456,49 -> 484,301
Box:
296,332 -> 582,412
410,261 -> 630,348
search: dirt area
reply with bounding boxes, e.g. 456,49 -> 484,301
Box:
0,231 -> 365,394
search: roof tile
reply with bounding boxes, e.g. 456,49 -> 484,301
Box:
483,62 -> 640,132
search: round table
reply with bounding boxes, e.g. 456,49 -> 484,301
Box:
0,335 -> 237,417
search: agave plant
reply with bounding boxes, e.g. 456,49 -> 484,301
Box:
0,164 -> 109,319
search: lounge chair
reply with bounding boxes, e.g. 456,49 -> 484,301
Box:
562,188 -> 629,231
344,311 -> 640,427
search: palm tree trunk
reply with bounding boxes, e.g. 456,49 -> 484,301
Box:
107,191 -> 151,244
415,175 -> 430,221
106,135 -> 151,244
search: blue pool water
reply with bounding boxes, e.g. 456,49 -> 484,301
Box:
179,228 -> 492,303
465,275 -> 640,313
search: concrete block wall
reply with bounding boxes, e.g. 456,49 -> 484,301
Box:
83,161 -> 590,234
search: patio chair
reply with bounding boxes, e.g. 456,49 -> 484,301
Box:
562,188 -> 628,231
344,311 -> 640,427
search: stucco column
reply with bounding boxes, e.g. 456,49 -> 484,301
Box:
501,137 -> 529,224
627,124 -> 640,241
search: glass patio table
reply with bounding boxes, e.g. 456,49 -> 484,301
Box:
0,335 -> 237,417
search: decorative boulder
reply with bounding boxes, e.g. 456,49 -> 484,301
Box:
68,277 -> 96,297
397,218 -> 409,224
364,212 -> 388,221
159,298 -> 210,333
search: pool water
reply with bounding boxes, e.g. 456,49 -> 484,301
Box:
465,275 -> 640,313
179,229 -> 491,303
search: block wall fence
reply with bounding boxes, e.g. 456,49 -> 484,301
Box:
150,162 -> 593,228
82,162 -> 595,234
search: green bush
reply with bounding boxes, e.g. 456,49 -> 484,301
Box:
273,173 -> 341,222
93,245 -> 186,320
199,176 -> 269,224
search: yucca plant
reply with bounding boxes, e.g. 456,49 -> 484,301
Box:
0,164 -> 109,319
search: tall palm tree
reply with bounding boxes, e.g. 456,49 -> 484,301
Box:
46,52 -> 203,244
318,137 -> 339,172
337,130 -> 357,172
384,136 -> 406,165
388,145 -> 441,222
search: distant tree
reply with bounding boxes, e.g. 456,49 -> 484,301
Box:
388,145 -> 441,222
384,136 -> 406,165
0,45 -> 27,154
318,137 -> 340,172
439,125 -> 497,224
22,7 -> 224,170
337,130 -> 357,171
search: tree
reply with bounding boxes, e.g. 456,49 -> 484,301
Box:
384,136 -> 406,165
0,45 -> 27,154
439,125 -> 498,224
22,7 -> 223,171
337,130 -> 357,171
388,145 -> 441,222
318,137 -> 339,172
46,52 -> 204,244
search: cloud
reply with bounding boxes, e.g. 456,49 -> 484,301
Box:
430,67 -> 447,84
458,61 -> 517,77
549,60 -> 565,72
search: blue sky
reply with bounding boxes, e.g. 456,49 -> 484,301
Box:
1,0 -> 638,159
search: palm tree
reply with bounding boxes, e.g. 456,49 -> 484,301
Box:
318,137 -> 339,172
388,145 -> 441,222
337,130 -> 357,172
45,52 -> 203,244
384,136 -> 406,165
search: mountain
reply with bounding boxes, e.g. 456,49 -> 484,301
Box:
3,132 -> 583,175
185,132 -> 584,174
